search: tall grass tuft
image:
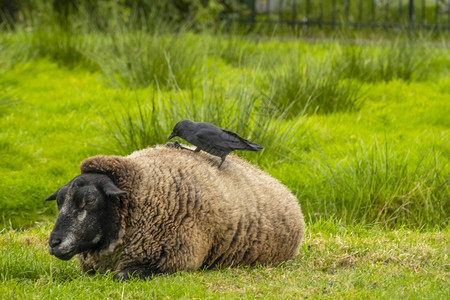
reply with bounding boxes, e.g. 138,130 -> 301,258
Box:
89,31 -> 206,89
30,28 -> 94,69
301,137 -> 449,228
0,32 -> 36,71
10,2 -> 180,72
334,40 -> 433,82
18,3 -> 97,69
265,53 -> 365,116
97,77 -> 304,166
213,35 -> 280,68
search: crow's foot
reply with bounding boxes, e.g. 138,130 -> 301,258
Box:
166,141 -> 194,151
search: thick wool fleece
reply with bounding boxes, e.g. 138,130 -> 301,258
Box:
77,145 -> 305,275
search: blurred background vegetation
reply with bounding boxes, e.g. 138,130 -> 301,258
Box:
0,3 -> 448,297
0,0 -> 248,30
2,0 -> 449,31
0,0 -> 448,230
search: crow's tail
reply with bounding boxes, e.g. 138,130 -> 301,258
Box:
246,141 -> 263,151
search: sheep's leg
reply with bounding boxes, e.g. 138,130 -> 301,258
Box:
113,267 -> 153,281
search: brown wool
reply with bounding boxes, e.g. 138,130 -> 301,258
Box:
77,145 -> 305,275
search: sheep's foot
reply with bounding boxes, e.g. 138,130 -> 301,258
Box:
113,267 -> 153,281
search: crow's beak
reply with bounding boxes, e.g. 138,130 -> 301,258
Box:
168,132 -> 175,140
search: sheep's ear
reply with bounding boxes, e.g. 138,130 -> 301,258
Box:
102,181 -> 128,198
45,189 -> 59,201
45,184 -> 69,201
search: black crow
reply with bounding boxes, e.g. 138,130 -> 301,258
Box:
168,119 -> 263,168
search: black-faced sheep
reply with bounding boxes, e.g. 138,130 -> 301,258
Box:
46,145 -> 305,280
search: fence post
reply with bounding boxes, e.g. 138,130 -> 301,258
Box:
408,0 -> 414,28
435,0 -> 439,28
279,0 -> 284,23
345,0 -> 350,24
305,0 -> 310,30
247,0 -> 255,22
408,0 -> 414,38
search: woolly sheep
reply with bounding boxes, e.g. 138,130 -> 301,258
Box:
46,145 -> 305,280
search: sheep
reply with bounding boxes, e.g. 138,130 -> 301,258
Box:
45,145 -> 305,280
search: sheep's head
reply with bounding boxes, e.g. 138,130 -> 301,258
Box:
45,173 -> 127,260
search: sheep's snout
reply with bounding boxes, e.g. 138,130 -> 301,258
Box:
48,231 -> 77,260
49,237 -> 61,249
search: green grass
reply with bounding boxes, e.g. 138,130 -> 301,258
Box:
333,41 -> 437,82
0,30 -> 448,229
0,11 -> 449,297
264,51 -> 365,115
1,222 -> 448,299
87,31 -> 206,89
97,77 -> 303,165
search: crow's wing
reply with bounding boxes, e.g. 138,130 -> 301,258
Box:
196,128 -> 262,151
221,129 -> 263,150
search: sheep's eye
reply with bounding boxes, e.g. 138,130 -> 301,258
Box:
85,195 -> 96,205
56,186 -> 68,208
56,199 -> 64,210
78,187 -> 98,207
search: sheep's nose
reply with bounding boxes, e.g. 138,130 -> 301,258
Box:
50,238 -> 62,248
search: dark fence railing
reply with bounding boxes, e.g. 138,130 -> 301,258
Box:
241,0 -> 450,30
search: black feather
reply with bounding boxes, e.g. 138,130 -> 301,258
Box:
168,119 -> 263,169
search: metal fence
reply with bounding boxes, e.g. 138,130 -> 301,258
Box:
242,0 -> 450,30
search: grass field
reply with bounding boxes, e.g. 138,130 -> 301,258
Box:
0,11 -> 449,298
1,222 -> 448,299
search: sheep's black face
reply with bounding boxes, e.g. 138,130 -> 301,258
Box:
45,174 -> 126,261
